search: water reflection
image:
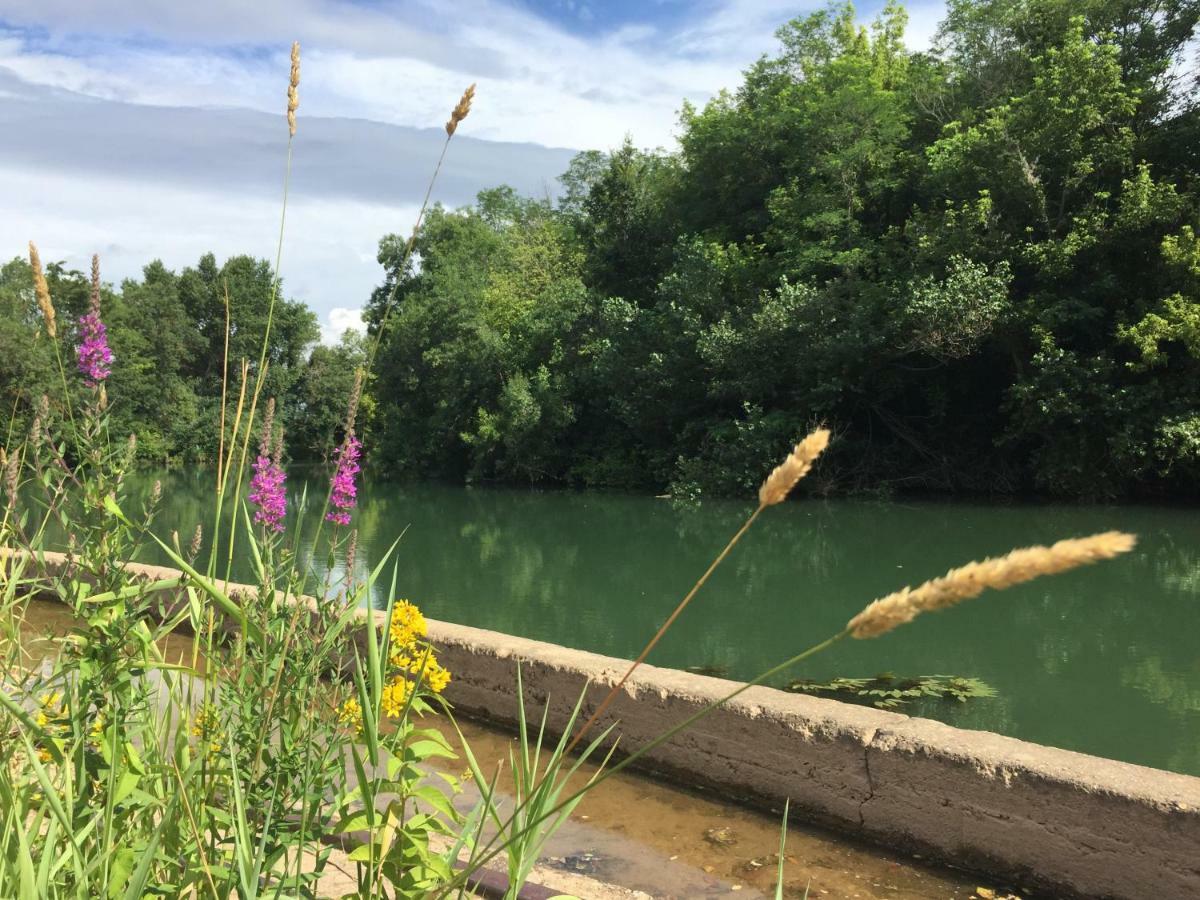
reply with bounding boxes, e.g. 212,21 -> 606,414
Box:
65,474 -> 1200,776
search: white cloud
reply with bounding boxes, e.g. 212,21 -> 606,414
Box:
0,157 -> 416,327
0,69 -> 575,327
2,0 -> 947,151
321,307 -> 367,346
0,0 -> 951,337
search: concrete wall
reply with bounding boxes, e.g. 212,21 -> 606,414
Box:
9,551 -> 1200,899
429,619 -> 1200,900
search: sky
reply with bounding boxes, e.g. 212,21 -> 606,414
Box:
0,0 -> 947,342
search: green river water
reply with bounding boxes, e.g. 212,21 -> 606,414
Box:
114,470 -> 1200,777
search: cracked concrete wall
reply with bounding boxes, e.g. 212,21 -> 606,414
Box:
10,551 -> 1199,899
427,618 -> 1200,900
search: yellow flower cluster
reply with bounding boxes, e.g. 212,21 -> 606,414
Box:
385,599 -> 450,710
389,650 -> 452,694
381,677 -> 412,717
88,713 -> 105,750
337,696 -> 363,735
34,692 -> 67,762
35,691 -> 63,728
191,703 -> 223,756
389,600 -> 427,648
334,599 -> 452,733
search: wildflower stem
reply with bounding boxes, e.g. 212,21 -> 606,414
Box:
301,129 -> 458,588
364,133 -> 453,376
225,136 -> 294,584
565,503 -> 764,755
453,629 -> 849,892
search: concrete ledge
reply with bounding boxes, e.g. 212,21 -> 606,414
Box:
8,550 -> 1200,899
428,619 -> 1200,900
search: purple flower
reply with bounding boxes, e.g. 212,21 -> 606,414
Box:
249,453 -> 287,532
249,399 -> 286,533
78,254 -> 113,387
326,434 -> 362,526
77,312 -> 113,387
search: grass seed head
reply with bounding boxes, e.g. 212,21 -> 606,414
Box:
189,523 -> 204,561
758,428 -> 830,507
3,447 -> 18,506
29,242 -> 56,338
287,41 -> 300,136
445,83 -> 476,136
847,531 -> 1137,638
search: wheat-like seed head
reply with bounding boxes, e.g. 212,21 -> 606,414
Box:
90,254 -> 101,315
847,531 -> 1137,638
445,83 -> 476,136
3,446 -> 18,505
287,42 -> 300,136
28,242 -> 56,338
758,428 -> 831,507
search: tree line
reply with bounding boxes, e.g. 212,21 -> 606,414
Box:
6,0 -> 1198,500
0,252 -> 363,464
367,0 -> 1200,500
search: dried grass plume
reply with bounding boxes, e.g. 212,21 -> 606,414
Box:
758,428 -> 831,507
847,531 -> 1137,638
445,83 -> 476,136
29,241 -> 56,338
287,41 -> 300,137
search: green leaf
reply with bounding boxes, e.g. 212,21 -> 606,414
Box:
106,847 -> 136,899
405,738 -> 458,762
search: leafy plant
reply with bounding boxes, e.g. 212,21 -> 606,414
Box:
785,673 -> 998,709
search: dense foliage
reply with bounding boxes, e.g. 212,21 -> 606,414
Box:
6,0 -> 1196,500
367,0 -> 1200,500
0,252 -> 339,463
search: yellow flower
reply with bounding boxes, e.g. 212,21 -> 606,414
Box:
381,676 -> 411,718
388,600 -> 427,649
88,714 -> 106,749
338,697 -> 363,734
388,635 -> 452,696
424,661 -> 451,694
191,704 -> 218,739
191,704 -> 223,757
37,748 -> 52,763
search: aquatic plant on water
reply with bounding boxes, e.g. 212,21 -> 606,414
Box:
0,41 -> 1138,900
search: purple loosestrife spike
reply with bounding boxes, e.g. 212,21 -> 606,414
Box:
259,398 -> 276,458
326,434 -> 362,526
249,455 -> 287,533
76,256 -> 113,386
248,398 -> 287,533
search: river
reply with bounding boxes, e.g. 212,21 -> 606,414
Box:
92,470 -> 1200,777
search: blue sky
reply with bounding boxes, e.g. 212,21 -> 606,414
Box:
0,0 -> 947,339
